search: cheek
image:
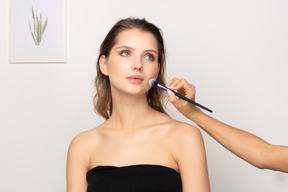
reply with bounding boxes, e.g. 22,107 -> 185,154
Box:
146,64 -> 159,78
107,58 -> 128,74
151,62 -> 160,75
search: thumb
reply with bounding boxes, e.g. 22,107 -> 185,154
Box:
168,90 -> 180,107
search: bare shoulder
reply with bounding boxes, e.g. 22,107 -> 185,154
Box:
67,125 -> 105,165
152,112 -> 203,143
166,118 -> 203,142
66,126 -> 105,192
68,125 -> 104,151
164,118 -> 205,160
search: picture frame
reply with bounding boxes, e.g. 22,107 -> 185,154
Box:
9,0 -> 67,63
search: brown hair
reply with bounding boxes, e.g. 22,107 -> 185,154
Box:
93,17 -> 167,119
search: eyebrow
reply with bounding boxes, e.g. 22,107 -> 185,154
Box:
116,45 -> 158,54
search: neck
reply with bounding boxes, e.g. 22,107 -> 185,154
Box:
107,92 -> 155,131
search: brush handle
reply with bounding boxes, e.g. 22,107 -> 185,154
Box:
171,90 -> 213,113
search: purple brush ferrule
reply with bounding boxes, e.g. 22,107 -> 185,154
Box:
157,83 -> 168,91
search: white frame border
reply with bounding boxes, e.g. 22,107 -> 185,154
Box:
9,0 -> 67,64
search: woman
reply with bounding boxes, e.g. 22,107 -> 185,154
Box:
66,18 -> 210,192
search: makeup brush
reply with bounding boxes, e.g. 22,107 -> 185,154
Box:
149,78 -> 213,113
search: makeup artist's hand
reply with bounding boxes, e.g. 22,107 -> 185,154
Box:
166,78 -> 201,117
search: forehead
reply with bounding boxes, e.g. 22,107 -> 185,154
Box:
114,29 -> 158,50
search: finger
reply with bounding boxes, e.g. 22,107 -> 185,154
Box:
166,77 -> 180,89
168,78 -> 190,94
173,78 -> 190,90
171,78 -> 196,100
167,78 -> 195,95
166,79 -> 173,88
168,89 -> 178,104
180,78 -> 195,92
168,78 -> 188,90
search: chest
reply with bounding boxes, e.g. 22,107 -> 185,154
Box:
89,129 -> 177,169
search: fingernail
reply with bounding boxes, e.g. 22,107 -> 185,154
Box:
167,89 -> 171,96
168,86 -> 173,89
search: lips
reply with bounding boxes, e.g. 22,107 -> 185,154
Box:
126,75 -> 144,84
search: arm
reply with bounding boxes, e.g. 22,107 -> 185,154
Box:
167,78 -> 288,173
66,133 -> 90,192
188,111 -> 288,172
173,123 -> 210,192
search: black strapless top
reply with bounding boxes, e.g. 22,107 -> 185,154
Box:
86,164 -> 182,192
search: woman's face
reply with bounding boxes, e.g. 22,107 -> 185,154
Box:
100,28 -> 160,96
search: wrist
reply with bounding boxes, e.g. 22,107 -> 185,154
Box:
185,108 -> 206,122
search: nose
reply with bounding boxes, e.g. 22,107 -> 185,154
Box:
131,56 -> 143,71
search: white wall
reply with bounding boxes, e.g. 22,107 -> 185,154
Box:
1,0 -> 287,191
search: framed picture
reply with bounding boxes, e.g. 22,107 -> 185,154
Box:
9,0 -> 66,63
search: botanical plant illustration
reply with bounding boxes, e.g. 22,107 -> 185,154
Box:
28,7 -> 48,46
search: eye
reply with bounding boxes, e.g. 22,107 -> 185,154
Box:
144,54 -> 155,61
120,51 -> 130,56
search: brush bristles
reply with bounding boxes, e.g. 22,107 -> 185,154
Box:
149,78 -> 158,87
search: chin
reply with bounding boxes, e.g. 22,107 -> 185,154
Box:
125,87 -> 149,97
112,83 -> 150,97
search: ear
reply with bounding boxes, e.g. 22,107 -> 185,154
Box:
99,55 -> 109,76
